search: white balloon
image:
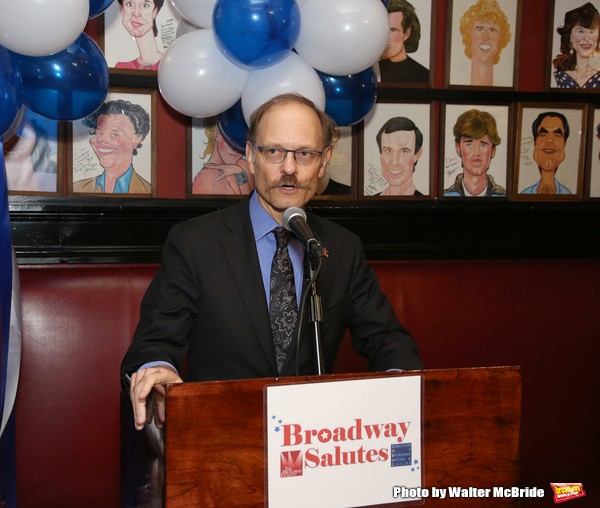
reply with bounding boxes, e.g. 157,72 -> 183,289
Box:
158,29 -> 249,118
176,18 -> 202,39
0,0 -> 89,57
294,0 -> 390,75
171,0 -> 216,28
241,53 -> 326,125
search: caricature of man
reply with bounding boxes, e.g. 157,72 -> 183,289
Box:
445,109 -> 506,197
459,0 -> 512,86
378,0 -> 429,83
375,116 -> 424,196
521,112 -> 572,194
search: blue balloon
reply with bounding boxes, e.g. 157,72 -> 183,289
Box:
89,0 -> 115,19
317,68 -> 378,127
213,0 -> 301,69
0,45 -> 23,137
217,99 -> 248,152
12,33 -> 109,122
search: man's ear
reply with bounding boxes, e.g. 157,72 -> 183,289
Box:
455,142 -> 461,157
415,146 -> 423,161
404,27 -> 411,42
246,142 -> 256,175
319,146 -> 333,178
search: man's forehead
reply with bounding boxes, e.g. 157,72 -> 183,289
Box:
382,129 -> 416,147
538,116 -> 565,133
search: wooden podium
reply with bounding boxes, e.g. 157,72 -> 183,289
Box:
121,367 -> 521,508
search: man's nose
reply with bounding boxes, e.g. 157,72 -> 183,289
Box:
281,151 -> 299,174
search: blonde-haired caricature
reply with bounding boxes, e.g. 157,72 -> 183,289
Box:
191,118 -> 255,196
448,0 -> 518,88
460,0 -> 511,85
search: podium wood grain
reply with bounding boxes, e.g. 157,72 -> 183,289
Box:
159,367 -> 521,507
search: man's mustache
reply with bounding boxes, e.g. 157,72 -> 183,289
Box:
266,175 -> 311,190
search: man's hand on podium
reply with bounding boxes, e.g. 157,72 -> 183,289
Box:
130,365 -> 183,431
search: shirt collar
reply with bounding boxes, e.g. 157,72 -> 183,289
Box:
94,165 -> 134,193
249,191 -> 280,243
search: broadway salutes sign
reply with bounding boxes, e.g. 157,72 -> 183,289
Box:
265,375 -> 423,508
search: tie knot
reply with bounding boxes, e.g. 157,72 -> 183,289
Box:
273,227 -> 289,248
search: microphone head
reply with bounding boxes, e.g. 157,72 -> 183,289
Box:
281,206 -> 306,231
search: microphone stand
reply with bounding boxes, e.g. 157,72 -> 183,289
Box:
307,257 -> 325,375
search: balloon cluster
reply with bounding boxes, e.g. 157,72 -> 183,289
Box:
0,0 -> 112,140
160,0 -> 388,149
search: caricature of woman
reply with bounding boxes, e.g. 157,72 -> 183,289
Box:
192,119 -> 255,195
459,0 -> 512,86
115,0 -> 164,71
553,3 -> 600,89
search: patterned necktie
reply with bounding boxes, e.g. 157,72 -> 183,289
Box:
269,227 -> 298,374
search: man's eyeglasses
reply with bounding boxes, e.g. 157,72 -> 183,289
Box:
253,143 -> 325,166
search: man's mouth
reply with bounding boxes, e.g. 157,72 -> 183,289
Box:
96,147 -> 115,155
479,44 -> 492,52
542,148 -> 557,154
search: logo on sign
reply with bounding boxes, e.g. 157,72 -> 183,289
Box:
281,450 -> 303,477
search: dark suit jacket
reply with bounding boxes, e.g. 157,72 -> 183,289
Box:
120,196 -> 423,385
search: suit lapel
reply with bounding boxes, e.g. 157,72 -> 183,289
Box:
220,199 -> 278,374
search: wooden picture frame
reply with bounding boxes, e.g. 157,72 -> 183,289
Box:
5,107 -> 64,196
187,117 -> 254,198
440,102 -> 512,199
546,0 -> 600,90
584,106 -> 600,198
445,0 -> 521,89
360,101 -> 434,199
375,0 -> 436,88
513,102 -> 586,201
68,88 -> 158,197
312,126 -> 356,200
99,0 -> 182,75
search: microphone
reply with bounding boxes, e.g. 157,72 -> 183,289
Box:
281,207 -> 323,259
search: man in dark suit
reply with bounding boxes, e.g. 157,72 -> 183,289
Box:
121,93 -> 424,430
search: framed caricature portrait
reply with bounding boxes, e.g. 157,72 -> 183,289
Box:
440,103 -> 511,199
5,107 -> 63,196
68,88 -> 157,197
587,107 -> 600,198
375,0 -> 436,87
445,0 -> 521,89
513,103 -> 586,201
313,126 -> 355,199
547,0 -> 600,90
100,0 -> 182,73
187,117 -> 254,198
361,101 -> 433,199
